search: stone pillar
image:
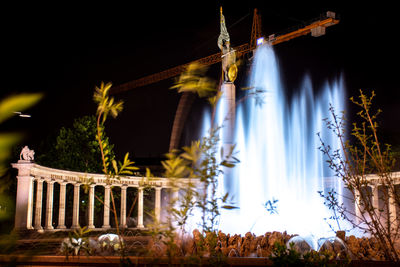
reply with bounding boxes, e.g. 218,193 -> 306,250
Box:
172,188 -> 179,204
389,189 -> 398,230
137,187 -> 144,228
371,184 -> 380,210
12,161 -> 35,230
172,188 -> 179,228
34,179 -> 44,230
57,182 -> 67,229
220,82 -> 236,145
102,185 -> 111,229
45,180 -> 55,230
71,183 -> 80,229
155,187 -> 162,222
88,185 -> 95,229
354,189 -> 362,224
120,186 -> 127,228
221,82 -> 236,194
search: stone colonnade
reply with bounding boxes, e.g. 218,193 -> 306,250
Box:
12,160 -> 195,231
324,173 -> 400,230
353,174 -> 400,229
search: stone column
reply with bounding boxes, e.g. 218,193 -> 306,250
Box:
120,186 -> 127,228
371,184 -> 380,211
221,82 -> 236,194
221,82 -> 236,145
389,189 -> 398,230
171,188 -> 179,228
34,179 -> 44,230
354,189 -> 362,224
102,185 -> 111,229
155,187 -> 162,222
57,182 -> 67,229
137,187 -> 144,228
88,185 -> 95,229
12,161 -> 35,230
45,180 -> 55,230
71,183 -> 80,229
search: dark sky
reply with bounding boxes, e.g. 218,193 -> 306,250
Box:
2,3 -> 400,159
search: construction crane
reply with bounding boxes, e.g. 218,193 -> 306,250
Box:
110,10 -> 339,151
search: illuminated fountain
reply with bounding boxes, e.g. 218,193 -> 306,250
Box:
214,43 -> 347,239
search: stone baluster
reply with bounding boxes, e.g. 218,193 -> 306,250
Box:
34,179 -> 44,230
155,187 -> 162,222
88,184 -> 95,229
71,183 -> 80,229
120,186 -> 127,228
137,187 -> 144,228
45,180 -> 55,230
57,182 -> 67,229
102,185 -> 111,229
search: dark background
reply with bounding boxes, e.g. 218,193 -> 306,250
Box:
2,3 -> 400,160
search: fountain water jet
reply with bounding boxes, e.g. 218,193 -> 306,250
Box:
212,43 -> 347,238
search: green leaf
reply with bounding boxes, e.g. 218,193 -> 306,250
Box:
112,159 -> 118,174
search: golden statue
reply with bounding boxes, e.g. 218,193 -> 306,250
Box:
218,7 -> 237,82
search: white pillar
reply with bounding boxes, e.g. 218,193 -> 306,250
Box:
12,161 -> 35,230
88,185 -> 95,229
155,187 -> 162,222
71,183 -> 80,229
137,187 -> 144,228
34,179 -> 44,230
221,82 -> 236,193
220,82 -> 236,145
389,189 -> 398,231
354,189 -> 362,224
120,186 -> 127,228
172,188 -> 179,204
45,180 -> 55,230
171,188 -> 179,228
371,185 -> 380,210
102,185 -> 111,229
57,182 -> 67,229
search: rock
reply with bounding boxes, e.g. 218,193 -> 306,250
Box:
218,230 -> 228,248
268,231 -> 284,247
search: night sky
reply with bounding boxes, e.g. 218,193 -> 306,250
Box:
2,3 -> 400,160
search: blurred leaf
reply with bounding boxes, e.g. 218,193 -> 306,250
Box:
0,133 -> 23,176
221,161 -> 235,168
0,93 -> 43,123
171,63 -> 216,98
221,205 -> 238,210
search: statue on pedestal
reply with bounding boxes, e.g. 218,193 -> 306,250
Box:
20,146 -> 35,161
218,7 -> 237,83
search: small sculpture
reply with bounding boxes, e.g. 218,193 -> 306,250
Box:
20,146 -> 35,161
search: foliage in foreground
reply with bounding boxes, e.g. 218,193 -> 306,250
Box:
0,93 -> 42,250
319,90 -> 400,261
270,241 -> 351,267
